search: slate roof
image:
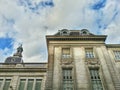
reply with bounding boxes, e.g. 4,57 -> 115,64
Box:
54,29 -> 94,36
5,56 -> 23,63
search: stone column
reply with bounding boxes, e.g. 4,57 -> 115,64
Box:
45,45 -> 54,90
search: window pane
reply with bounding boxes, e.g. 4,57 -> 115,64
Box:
27,79 -> 34,90
90,69 -> 103,90
0,79 -> 3,88
62,48 -> 70,59
3,79 -> 11,90
114,51 -> 120,60
35,79 -> 41,90
18,79 -> 26,90
85,48 -> 94,58
62,69 -> 73,90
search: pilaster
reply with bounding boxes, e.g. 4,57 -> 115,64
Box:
73,47 -> 89,90
9,76 -> 19,90
96,46 -> 115,90
45,45 -> 54,90
53,47 -> 61,90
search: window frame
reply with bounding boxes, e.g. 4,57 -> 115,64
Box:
60,29 -> 70,36
0,77 -> 12,90
113,50 -> 120,61
85,48 -> 95,59
88,68 -> 104,90
17,77 -> 42,90
62,68 -> 74,90
62,48 -> 71,59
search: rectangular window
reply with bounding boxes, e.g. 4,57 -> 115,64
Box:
35,79 -> 42,90
0,79 -> 3,88
62,48 -> 71,59
85,48 -> 95,58
89,69 -> 103,90
114,51 -> 120,60
27,79 -> 34,90
18,78 -> 42,90
3,79 -> 11,90
18,79 -> 26,90
62,68 -> 74,90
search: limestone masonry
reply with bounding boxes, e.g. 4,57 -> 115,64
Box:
0,29 -> 120,90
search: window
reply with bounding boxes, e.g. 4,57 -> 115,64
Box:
89,69 -> 103,90
0,78 -> 11,90
62,68 -> 74,90
82,31 -> 87,34
63,31 -> 67,34
62,48 -> 71,59
81,29 -> 89,35
35,79 -> 41,90
85,48 -> 95,58
19,79 -> 25,90
3,79 -> 11,90
18,78 -> 42,90
114,51 -> 120,60
60,29 -> 70,36
27,79 -> 34,90
0,79 -> 3,88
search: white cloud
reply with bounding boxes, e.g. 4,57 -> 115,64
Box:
103,23 -> 120,44
46,0 -> 88,29
102,12 -> 120,44
0,0 -> 49,62
0,48 -> 13,62
0,0 -> 120,62
101,0 -> 120,44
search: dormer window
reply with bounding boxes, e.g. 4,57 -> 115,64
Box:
81,29 -> 89,35
82,31 -> 87,34
63,31 -> 67,34
60,29 -> 70,36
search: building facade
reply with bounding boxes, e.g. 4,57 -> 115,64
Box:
0,45 -> 47,90
0,29 -> 120,90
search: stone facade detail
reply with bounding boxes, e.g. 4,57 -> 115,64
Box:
0,29 -> 120,90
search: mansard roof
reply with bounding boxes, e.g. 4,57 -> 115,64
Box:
54,29 -> 94,36
46,29 -> 107,42
5,56 -> 23,63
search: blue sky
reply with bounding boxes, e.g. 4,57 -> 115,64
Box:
0,0 -> 120,62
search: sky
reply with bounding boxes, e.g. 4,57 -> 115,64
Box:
0,0 -> 120,62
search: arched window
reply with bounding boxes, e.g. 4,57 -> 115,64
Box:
81,29 -> 89,35
82,31 -> 87,34
61,29 -> 70,36
63,31 -> 67,34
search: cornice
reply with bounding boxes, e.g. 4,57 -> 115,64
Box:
0,63 -> 47,72
46,35 -> 107,41
106,44 -> 120,48
0,68 -> 47,72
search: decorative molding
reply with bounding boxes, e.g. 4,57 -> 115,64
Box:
85,58 -> 100,65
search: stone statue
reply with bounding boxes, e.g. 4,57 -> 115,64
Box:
14,44 -> 23,57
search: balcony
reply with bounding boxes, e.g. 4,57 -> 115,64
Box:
85,58 -> 100,65
61,55 -> 73,64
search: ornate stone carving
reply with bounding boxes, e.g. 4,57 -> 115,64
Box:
85,58 -> 100,65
